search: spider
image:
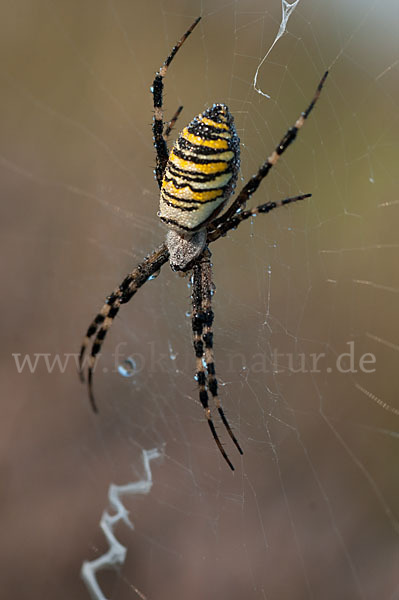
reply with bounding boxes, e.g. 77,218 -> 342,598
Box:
79,16 -> 328,471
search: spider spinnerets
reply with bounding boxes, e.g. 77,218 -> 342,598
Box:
79,16 -> 328,470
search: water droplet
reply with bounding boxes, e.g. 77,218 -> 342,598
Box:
149,269 -> 161,281
168,341 -> 177,361
118,357 -> 137,378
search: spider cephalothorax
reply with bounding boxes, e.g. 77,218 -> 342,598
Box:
79,16 -> 328,470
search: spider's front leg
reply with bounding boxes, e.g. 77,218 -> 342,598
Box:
79,244 -> 169,412
191,248 -> 242,470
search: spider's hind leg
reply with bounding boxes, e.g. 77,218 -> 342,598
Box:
207,193 -> 312,243
210,70 -> 328,228
152,17 -> 201,187
164,105 -> 183,140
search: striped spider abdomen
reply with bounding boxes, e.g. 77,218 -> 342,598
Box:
159,104 -> 240,270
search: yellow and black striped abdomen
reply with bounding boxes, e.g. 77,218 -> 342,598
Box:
159,104 -> 240,232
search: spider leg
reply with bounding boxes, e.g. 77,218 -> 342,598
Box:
78,303 -> 117,383
207,193 -> 312,243
152,17 -> 201,188
192,249 -> 239,471
86,298 -> 122,412
164,105 -> 183,140
211,71 -> 328,227
79,244 -> 169,412
200,249 -> 243,456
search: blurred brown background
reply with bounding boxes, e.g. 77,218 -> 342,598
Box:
1,0 -> 398,599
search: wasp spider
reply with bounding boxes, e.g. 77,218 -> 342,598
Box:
79,17 -> 328,470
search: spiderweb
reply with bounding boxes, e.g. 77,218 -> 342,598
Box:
1,0 -> 398,599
